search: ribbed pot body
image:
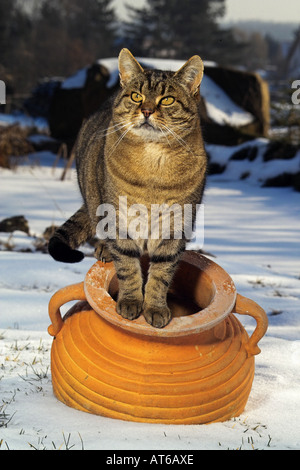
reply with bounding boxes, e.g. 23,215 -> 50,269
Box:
50,305 -> 255,424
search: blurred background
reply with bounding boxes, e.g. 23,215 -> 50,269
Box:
0,0 -> 300,186
1,2 -> 300,450
1,0 -> 299,93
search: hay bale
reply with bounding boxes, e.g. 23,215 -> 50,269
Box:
204,65 -> 270,139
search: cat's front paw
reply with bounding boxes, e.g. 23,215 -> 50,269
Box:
94,242 -> 112,263
116,297 -> 143,321
143,304 -> 172,328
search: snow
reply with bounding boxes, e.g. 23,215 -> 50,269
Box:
200,76 -> 254,126
0,150 -> 299,450
61,67 -> 88,90
206,138 -> 300,183
0,112 -> 48,131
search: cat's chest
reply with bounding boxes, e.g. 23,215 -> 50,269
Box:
141,143 -> 173,172
126,142 -> 189,179
107,142 -> 176,180
105,139 -> 201,206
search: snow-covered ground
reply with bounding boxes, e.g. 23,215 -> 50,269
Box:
0,149 -> 300,450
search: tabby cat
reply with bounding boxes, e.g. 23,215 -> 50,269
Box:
48,49 -> 207,328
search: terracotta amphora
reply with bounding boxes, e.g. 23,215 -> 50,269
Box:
48,251 -> 268,424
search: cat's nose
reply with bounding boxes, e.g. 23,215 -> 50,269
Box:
141,108 -> 154,118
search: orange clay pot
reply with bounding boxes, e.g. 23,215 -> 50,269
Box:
48,251 -> 268,424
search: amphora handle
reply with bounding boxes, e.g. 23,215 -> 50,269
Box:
48,282 -> 86,337
234,293 -> 268,356
48,283 -> 268,354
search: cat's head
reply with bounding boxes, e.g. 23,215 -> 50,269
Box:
114,48 -> 204,142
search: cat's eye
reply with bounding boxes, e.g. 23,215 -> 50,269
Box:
131,92 -> 143,103
160,96 -> 175,106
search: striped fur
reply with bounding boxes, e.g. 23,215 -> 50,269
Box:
48,49 -> 207,328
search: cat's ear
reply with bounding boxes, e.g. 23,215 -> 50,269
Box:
174,56 -> 204,95
118,49 -> 144,87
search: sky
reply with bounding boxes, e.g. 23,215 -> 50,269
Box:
222,0 -> 300,23
113,0 -> 300,23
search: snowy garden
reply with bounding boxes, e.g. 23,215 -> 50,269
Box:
0,80 -> 299,448
0,0 -> 300,451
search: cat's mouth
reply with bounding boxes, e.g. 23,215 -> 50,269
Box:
139,121 -> 156,130
132,119 -> 162,138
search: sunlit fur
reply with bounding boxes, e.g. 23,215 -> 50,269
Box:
48,49 -> 207,328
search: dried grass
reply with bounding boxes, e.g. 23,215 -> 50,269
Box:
0,124 -> 34,168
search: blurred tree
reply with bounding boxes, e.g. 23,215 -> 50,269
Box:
32,0 -> 117,77
265,34 -> 284,70
62,0 -> 117,59
0,0 -> 33,91
0,0 -> 117,95
245,32 -> 268,70
0,1 -> 31,63
123,0 -> 246,64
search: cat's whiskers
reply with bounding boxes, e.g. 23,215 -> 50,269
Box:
105,123 -> 131,137
174,122 -> 191,130
155,115 -> 190,132
95,121 -> 130,139
157,125 -> 172,147
106,123 -> 134,157
159,123 -> 193,154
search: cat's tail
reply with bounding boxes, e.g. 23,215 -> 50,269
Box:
48,205 -> 93,263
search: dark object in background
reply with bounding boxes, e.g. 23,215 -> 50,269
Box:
47,60 -> 270,149
0,215 -> 30,234
48,63 -> 118,150
24,79 -> 63,119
